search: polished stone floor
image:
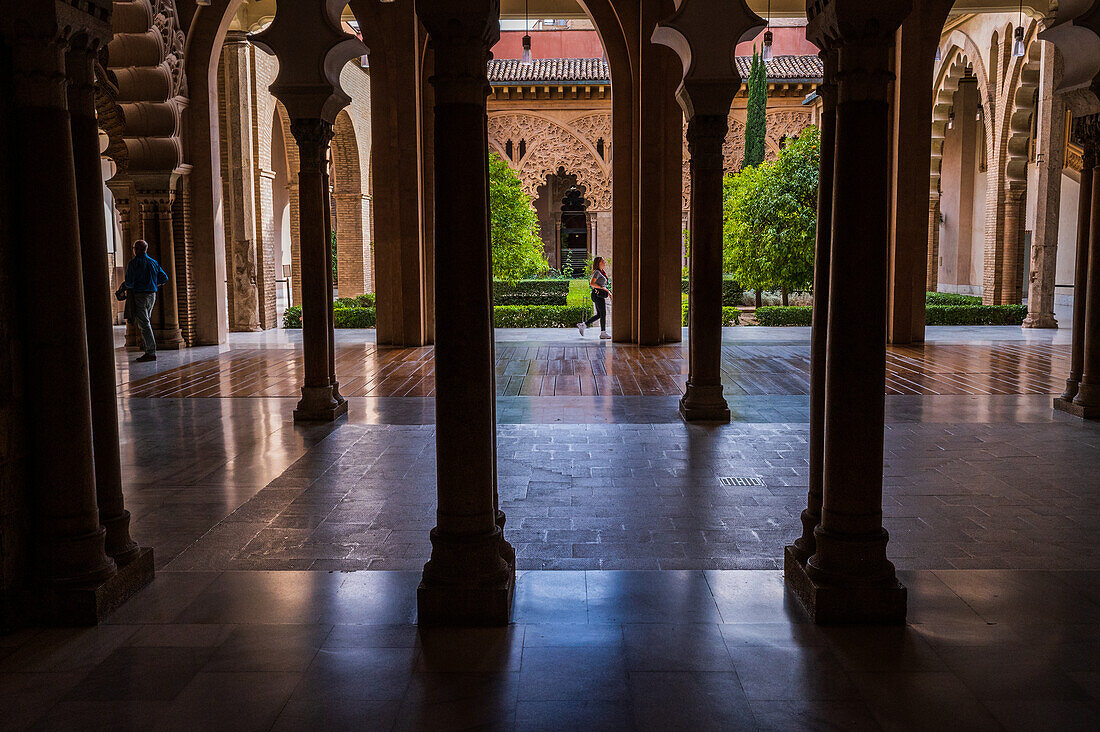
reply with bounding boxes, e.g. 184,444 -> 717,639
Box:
3,324 -> 1097,729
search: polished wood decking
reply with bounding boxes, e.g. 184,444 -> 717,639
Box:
119,341 -> 1071,398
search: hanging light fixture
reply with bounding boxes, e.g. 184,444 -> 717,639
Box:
521,0 -> 533,65
1013,0 -> 1026,57
935,45 -> 942,62
976,102 -> 984,122
947,110 -> 955,130
762,0 -> 773,62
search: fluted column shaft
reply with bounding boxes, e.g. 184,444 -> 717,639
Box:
67,42 -> 139,564
790,54 -> 837,564
680,114 -> 731,423
803,40 -> 904,618
416,2 -> 514,626
11,30 -> 115,586
291,119 -> 346,422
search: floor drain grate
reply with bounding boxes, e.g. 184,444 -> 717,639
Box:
719,476 -> 765,487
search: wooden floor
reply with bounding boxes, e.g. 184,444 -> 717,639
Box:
119,341 -> 1071,398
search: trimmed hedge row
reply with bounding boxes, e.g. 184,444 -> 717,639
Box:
493,279 -> 569,306
680,300 -> 741,326
925,304 -> 1027,325
926,292 -> 981,307
493,304 -> 592,328
283,305 -> 377,329
755,306 -> 812,326
335,293 -> 376,308
751,303 -> 1029,326
681,277 -> 745,306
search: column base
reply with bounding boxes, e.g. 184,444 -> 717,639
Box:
783,545 -> 906,625
1053,396 -> 1100,420
1022,313 -> 1058,328
154,328 -> 184,350
294,386 -> 348,422
417,528 -> 517,626
38,546 -> 154,626
679,386 -> 730,423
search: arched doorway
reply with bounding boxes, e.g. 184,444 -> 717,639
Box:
559,185 -> 589,278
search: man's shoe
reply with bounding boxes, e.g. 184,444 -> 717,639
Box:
600,331 -> 612,340
135,353 -> 157,363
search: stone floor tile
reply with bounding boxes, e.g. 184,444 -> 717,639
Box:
584,570 -> 722,623
727,645 -> 858,701
628,671 -> 754,731
748,699 -> 881,732
518,646 -> 629,701
622,624 -> 735,672
157,672 -> 301,732
850,671 -> 1001,731
514,700 -> 631,732
395,673 -> 519,732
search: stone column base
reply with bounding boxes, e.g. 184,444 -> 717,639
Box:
1023,313 -> 1058,328
679,386 -> 730,423
39,546 -> 154,626
1053,396 -> 1100,420
417,565 -> 516,627
154,328 -> 184,350
783,545 -> 906,625
294,386 -> 348,422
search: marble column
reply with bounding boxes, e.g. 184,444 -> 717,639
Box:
1024,43 -> 1066,329
9,28 -> 116,589
67,41 -> 140,565
322,164 -> 343,404
1056,130 -> 1096,407
137,191 -> 184,349
680,114 -> 732,423
291,120 -> 346,422
416,0 -> 514,626
786,7 -> 910,623
788,52 -> 837,565
1065,117 -> 1100,419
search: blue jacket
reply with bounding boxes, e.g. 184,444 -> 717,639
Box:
124,253 -> 168,293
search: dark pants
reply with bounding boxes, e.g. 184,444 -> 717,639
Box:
132,291 -> 157,354
585,295 -> 607,330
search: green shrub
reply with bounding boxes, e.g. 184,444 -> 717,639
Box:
680,300 -> 741,327
680,277 -> 744,306
925,304 -> 1027,325
492,304 -> 592,328
493,279 -> 569,306
333,306 -> 376,328
926,292 -> 981,307
283,306 -> 302,328
755,306 -> 813,326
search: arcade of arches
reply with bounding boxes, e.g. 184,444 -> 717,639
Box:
3,0 -> 1100,728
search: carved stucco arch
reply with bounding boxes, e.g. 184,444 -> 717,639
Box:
1002,24 -> 1043,185
931,35 -> 994,194
487,111 -> 612,211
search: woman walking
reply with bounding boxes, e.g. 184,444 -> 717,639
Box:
578,256 -> 611,339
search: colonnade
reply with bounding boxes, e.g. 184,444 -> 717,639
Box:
0,0 -> 152,627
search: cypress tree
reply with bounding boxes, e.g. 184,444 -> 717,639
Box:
742,48 -> 768,170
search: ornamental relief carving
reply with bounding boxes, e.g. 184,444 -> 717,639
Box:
152,0 -> 188,98
487,112 -> 612,211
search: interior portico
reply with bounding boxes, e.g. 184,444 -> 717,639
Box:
3,0 -> 1100,728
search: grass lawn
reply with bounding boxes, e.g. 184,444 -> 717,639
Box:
567,279 -> 590,308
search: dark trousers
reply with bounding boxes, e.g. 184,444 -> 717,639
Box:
585,295 -> 606,330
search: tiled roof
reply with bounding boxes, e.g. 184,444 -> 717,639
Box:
488,58 -> 610,84
488,55 -> 822,84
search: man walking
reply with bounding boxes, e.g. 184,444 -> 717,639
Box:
123,239 -> 168,363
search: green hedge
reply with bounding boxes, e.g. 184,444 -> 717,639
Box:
926,292 -> 981,307
925,304 -> 1027,325
680,277 -> 745,306
755,306 -> 812,326
283,306 -> 302,328
493,304 -> 592,328
335,293 -> 375,308
493,279 -> 569,306
680,300 -> 741,327
283,305 -> 377,329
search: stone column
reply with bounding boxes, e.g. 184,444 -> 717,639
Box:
1066,116 -> 1100,419
221,31 -> 263,332
67,41 -> 140,565
927,192 -> 941,292
9,26 -> 116,589
136,190 -> 184,349
416,0 -> 514,626
322,164 -> 343,404
1003,183 -> 1028,305
788,52 -> 836,565
680,115 -> 732,422
1024,43 -> 1066,328
787,2 -> 911,624
1056,127 -> 1096,407
290,120 -> 346,422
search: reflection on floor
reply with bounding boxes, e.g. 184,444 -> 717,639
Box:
3,324 -> 1097,729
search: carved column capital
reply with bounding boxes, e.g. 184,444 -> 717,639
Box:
1075,114 -> 1100,167
418,1 -> 500,105
686,115 -> 729,173
290,119 -> 334,169
818,51 -> 839,112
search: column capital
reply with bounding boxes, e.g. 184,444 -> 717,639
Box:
417,0 -> 500,105
1075,114 -> 1100,166
836,44 -> 896,105
289,118 -> 334,167
807,0 -> 912,52
817,51 -> 839,112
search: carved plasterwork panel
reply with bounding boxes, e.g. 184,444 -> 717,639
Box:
487,112 -> 612,211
